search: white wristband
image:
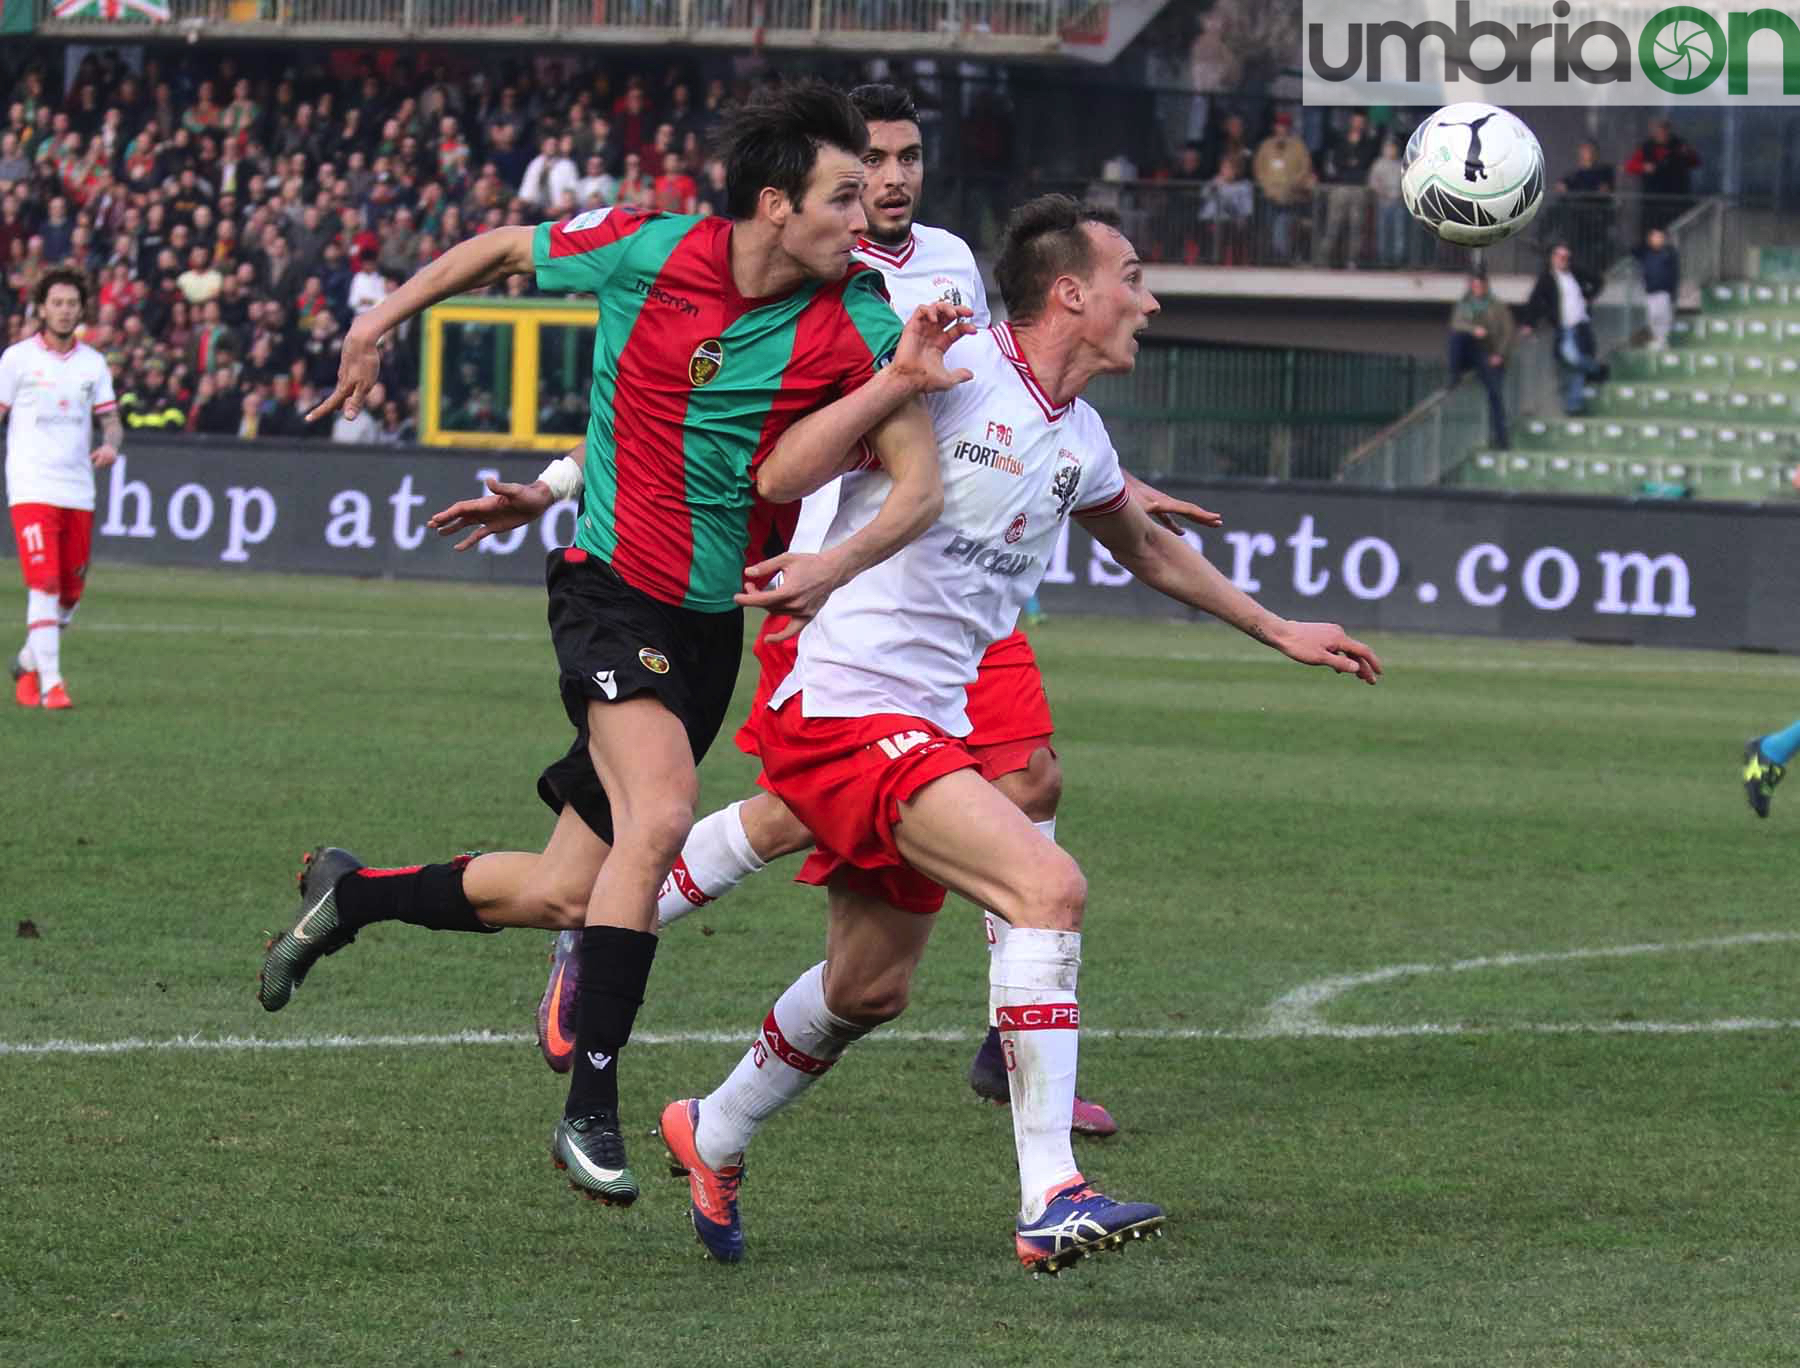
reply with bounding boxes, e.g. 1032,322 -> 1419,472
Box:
536,455 -> 584,502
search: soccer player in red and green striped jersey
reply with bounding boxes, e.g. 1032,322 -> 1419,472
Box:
272,82 -> 966,1206
531,199 -> 903,611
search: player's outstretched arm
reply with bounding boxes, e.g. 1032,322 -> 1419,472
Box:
753,300 -> 974,505
309,226 -> 536,424
1078,499 -> 1382,684
738,397 -> 945,640
426,445 -> 578,550
1125,470 -> 1222,532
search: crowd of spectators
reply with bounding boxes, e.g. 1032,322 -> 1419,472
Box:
0,48 -> 752,444
0,41 -> 1714,445
1093,109 -> 1703,271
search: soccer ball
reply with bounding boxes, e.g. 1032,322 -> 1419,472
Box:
1401,103 -> 1545,248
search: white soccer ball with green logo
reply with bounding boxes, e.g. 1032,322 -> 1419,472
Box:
1401,102 -> 1545,248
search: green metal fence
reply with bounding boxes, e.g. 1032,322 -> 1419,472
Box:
1089,341 -> 1443,483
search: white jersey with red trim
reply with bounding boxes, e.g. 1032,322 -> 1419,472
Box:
853,223 -> 991,330
771,323 -> 1128,736
787,223 -> 990,557
0,335 -> 117,511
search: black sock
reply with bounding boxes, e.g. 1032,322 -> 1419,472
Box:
564,925 -> 659,1122
333,854 -> 499,934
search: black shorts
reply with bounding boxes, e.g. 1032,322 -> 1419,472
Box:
537,548 -> 744,844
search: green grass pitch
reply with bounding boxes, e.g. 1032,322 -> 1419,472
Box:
4,566 -> 1800,1367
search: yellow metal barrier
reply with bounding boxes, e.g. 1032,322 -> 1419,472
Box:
420,296 -> 599,452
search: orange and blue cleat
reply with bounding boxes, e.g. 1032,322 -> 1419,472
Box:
660,1098 -> 744,1263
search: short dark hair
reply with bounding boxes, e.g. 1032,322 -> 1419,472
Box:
994,194 -> 1123,323
716,79 -> 868,221
849,83 -> 918,127
33,266 -> 91,312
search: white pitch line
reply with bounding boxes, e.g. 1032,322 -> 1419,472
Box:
1260,930 -> 1800,1037
84,622 -> 546,644
10,1012 -> 1800,1060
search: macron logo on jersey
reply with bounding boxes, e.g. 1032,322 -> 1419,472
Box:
632,276 -> 699,318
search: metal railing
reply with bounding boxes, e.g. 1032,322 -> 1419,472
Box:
34,0 -> 1080,48
1090,341 -> 1443,483
1336,197 -> 1753,490
929,183 -> 1703,275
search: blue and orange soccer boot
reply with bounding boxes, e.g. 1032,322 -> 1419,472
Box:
1014,1177 -> 1165,1276
537,930 -> 579,1073
968,1027 -> 1120,1137
659,1098 -> 745,1263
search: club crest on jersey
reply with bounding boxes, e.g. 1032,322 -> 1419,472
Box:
1005,513 -> 1028,544
689,338 -> 724,387
1051,450 -> 1082,518
639,647 -> 671,674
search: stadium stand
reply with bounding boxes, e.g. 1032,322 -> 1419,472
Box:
1449,249 -> 1800,501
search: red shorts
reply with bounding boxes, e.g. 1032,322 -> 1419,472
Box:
9,504 -> 94,601
757,694 -> 980,916
735,620 -> 1055,780
733,614 -> 799,760
964,628 -> 1056,780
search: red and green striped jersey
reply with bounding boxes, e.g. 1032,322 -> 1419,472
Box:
533,208 -> 903,612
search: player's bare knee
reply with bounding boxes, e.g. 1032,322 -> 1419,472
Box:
626,798 -> 696,868
825,971 -> 911,1027
1010,850 -> 1086,932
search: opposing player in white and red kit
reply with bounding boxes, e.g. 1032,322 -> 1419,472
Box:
650,196 -> 1381,1273
0,268 -> 122,712
492,85 -> 1219,1135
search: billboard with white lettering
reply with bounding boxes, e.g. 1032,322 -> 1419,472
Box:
5,439 -> 1791,652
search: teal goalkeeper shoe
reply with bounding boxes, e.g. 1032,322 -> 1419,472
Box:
258,846 -> 365,1011
1744,740 -> 1786,820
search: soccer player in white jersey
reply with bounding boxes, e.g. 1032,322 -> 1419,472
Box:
0,268 -> 122,712
447,84 -> 1218,1136
642,195 -> 1382,1273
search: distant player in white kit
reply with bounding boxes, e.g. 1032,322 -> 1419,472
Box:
0,268 -> 121,712
652,195 -> 1383,1273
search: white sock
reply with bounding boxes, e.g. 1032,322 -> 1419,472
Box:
993,927 -> 1083,1222
58,600 -> 78,630
694,961 -> 867,1168
16,640 -> 34,672
25,590 -> 60,689
984,820 -> 1055,1027
657,801 -> 767,928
